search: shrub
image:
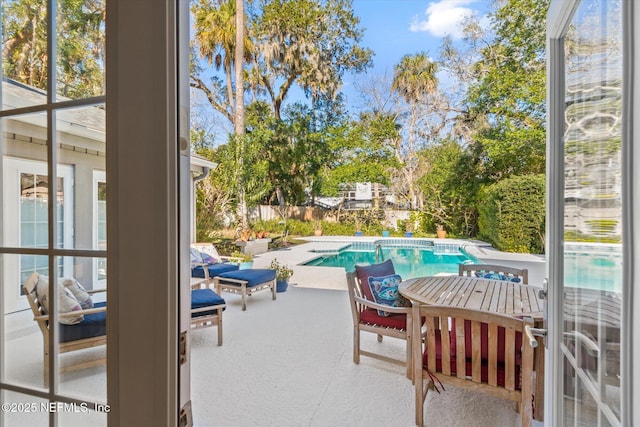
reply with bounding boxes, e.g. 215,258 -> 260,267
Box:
477,174 -> 545,253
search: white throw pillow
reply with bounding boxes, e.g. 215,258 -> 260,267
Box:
190,247 -> 204,264
63,278 -> 93,309
35,275 -> 84,325
193,244 -> 222,264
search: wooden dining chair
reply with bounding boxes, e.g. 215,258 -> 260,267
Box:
411,303 -> 535,427
459,263 -> 528,284
346,260 -> 413,377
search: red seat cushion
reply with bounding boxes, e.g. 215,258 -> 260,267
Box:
360,308 -> 407,330
424,328 -> 523,389
354,260 -> 396,301
450,320 -> 522,365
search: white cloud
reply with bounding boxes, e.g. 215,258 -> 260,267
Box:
410,0 -> 479,39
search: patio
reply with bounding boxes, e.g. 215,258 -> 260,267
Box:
188,238 -> 545,426
191,284 -> 543,426
3,238 -> 545,426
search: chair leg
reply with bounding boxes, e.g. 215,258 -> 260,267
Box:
241,284 -> 247,311
353,327 -> 360,364
415,371 -> 424,426
43,349 -> 49,387
217,309 -> 223,346
271,279 -> 276,301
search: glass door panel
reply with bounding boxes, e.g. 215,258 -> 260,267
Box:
561,1 -> 623,425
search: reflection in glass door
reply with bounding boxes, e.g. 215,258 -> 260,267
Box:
560,0 -> 623,425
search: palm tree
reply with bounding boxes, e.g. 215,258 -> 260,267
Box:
392,53 -> 438,210
392,53 -> 438,104
191,0 -> 253,124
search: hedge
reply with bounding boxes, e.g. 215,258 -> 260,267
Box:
477,174 -> 545,253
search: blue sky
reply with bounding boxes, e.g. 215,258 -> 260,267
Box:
341,0 -> 490,107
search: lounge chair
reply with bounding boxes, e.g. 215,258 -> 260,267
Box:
190,243 -> 239,284
23,272 -> 107,385
214,269 -> 277,311
191,280 -> 226,346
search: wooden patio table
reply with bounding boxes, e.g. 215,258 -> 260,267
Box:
399,275 -> 545,421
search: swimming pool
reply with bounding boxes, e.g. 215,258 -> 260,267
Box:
303,240 -> 479,279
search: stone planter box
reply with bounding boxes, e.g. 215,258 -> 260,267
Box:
235,238 -> 272,255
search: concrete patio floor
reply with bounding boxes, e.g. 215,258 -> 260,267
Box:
189,237 -> 545,426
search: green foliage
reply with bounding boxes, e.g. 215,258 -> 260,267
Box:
463,0 -> 549,181
416,140 -> 480,237
477,174 -> 545,253
244,100 -> 335,206
392,52 -> 438,104
269,259 -> 293,280
321,111 -> 400,195
3,0 -> 105,97
318,221 -> 358,236
251,0 -> 373,118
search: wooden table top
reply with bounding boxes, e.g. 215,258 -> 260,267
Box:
399,275 -> 543,319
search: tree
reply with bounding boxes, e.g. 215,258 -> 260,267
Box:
2,0 -> 105,98
391,53 -> 438,209
463,0 -> 549,181
191,0 -> 253,124
321,111 -> 400,196
416,140 -> 480,237
249,0 -> 372,119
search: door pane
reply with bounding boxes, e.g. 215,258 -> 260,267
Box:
0,390 -> 48,426
1,0 -> 49,109
562,1 -> 622,425
56,0 -> 105,99
55,105 -> 106,250
56,256 -> 107,403
2,254 -> 50,389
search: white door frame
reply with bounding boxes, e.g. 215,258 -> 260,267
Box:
546,1 -> 635,425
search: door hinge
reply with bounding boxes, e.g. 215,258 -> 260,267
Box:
179,331 -> 188,365
179,400 -> 192,427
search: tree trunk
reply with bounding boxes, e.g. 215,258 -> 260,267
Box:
235,0 -> 248,228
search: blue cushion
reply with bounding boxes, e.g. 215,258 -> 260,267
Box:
217,269 -> 276,287
59,302 -> 106,343
367,274 -> 409,317
191,289 -> 225,317
191,262 -> 239,278
474,272 -> 521,283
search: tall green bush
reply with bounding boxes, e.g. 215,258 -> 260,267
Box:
478,174 -> 545,253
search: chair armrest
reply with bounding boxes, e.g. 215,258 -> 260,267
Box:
353,294 -> 412,315
34,305 -> 107,321
191,262 -> 212,280
86,288 -> 107,295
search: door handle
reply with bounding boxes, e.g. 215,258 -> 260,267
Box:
525,325 -> 547,348
564,331 -> 600,356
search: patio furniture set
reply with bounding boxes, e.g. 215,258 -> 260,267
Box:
22,242 -> 278,385
347,261 -> 541,427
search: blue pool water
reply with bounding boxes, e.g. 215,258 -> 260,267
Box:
304,240 -> 479,279
564,245 -> 622,292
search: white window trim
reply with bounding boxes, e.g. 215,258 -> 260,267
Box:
2,157 -> 74,313
93,170 -> 106,288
